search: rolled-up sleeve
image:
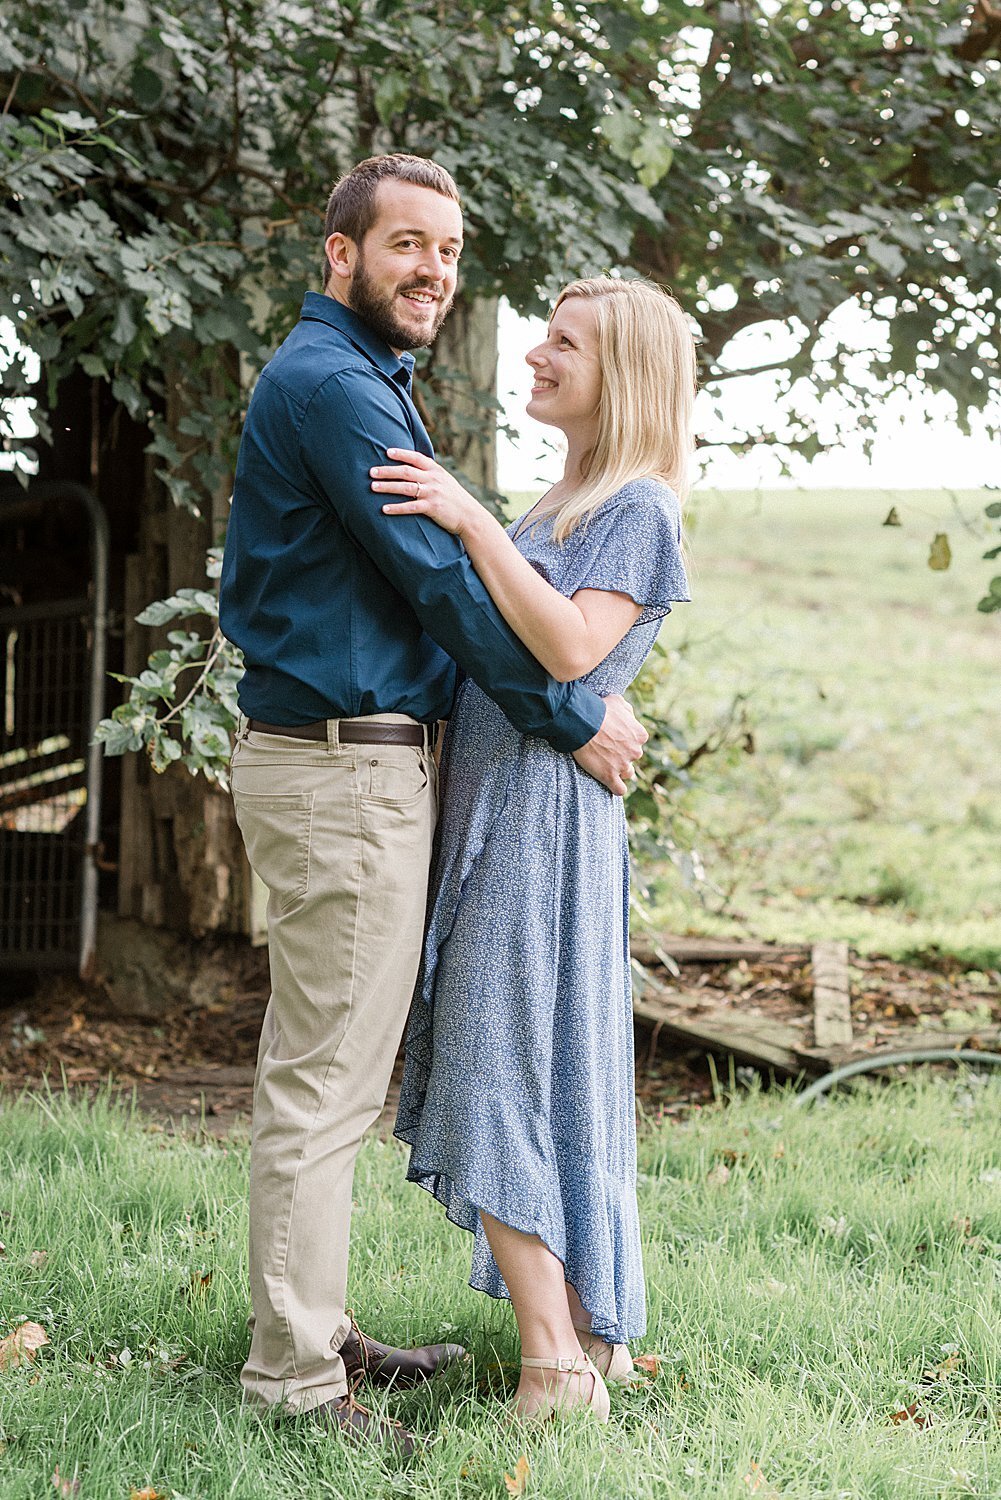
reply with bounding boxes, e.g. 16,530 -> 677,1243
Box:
298,366 -> 605,751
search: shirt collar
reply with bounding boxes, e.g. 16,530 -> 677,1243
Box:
299,291 -> 415,391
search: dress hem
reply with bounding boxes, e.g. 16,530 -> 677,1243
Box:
394,1125 -> 645,1346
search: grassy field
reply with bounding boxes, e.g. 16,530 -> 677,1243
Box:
616,487 -> 999,967
1,1079 -> 999,1498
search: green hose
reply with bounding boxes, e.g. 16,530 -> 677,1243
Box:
796,1047 -> 1001,1106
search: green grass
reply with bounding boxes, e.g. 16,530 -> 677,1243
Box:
625,487 -> 1000,966
2,1080 -> 1001,1497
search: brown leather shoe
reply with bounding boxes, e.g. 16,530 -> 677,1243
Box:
303,1389 -> 416,1456
340,1313 -> 467,1388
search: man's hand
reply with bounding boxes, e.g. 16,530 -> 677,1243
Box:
572,695 -> 648,797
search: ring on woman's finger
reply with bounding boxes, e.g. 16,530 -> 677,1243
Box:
415,481 -> 423,500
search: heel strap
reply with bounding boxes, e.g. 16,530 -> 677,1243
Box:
521,1355 -> 591,1373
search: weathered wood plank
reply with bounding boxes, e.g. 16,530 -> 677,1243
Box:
631,935 -> 809,967
812,940 -> 853,1049
634,990 -> 816,1075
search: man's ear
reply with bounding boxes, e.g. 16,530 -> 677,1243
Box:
325,231 -> 355,285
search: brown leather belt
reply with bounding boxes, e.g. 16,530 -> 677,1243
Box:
248,718 -> 427,746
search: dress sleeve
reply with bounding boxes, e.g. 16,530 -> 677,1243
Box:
565,478 -> 691,626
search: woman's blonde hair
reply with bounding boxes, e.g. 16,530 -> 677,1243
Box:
541,276 -> 697,544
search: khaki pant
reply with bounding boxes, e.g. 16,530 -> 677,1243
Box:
230,715 -> 437,1413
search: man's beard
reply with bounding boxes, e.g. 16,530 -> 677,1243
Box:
348,253 -> 453,351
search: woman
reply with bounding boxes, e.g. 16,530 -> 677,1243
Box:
369,276 -> 695,1422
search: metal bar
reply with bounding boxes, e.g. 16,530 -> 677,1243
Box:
80,489 -> 108,978
0,483 -> 109,975
0,598 -> 90,627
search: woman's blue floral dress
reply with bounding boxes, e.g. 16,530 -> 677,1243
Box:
395,477 -> 690,1343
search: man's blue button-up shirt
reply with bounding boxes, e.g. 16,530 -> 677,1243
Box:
219,292 -> 605,752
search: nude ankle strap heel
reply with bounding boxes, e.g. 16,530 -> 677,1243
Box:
572,1324 -> 637,1384
519,1354 -> 610,1422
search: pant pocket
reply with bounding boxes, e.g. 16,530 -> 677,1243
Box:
362,749 -> 430,806
232,790 -> 314,911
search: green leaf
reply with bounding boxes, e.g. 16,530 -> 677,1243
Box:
631,128 -> 674,190
130,65 -> 163,108
93,719 -> 143,755
867,239 -> 906,279
601,108 -> 641,160
373,71 -> 410,125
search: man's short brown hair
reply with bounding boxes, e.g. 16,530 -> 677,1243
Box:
322,154 -> 461,286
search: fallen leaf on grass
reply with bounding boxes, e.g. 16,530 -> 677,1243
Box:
0,1320 -> 50,1371
51,1467 -> 80,1496
742,1461 -> 781,1496
706,1162 -> 731,1188
749,1277 -> 791,1298
633,1352 -> 663,1377
928,532 -> 952,571
890,1402 -> 932,1429
129,1488 -> 167,1500
922,1352 -> 961,1383
503,1454 -> 530,1496
29,1250 -> 48,1269
819,1214 -> 849,1238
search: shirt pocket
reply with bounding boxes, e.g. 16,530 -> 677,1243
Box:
231,790 -> 314,912
362,750 -> 429,807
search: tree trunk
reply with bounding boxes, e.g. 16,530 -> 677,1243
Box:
428,294 -> 499,492
116,352 -> 250,937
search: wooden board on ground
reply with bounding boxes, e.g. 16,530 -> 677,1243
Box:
633,932 -> 1001,1076
812,940 -> 853,1049
631,935 -> 808,967
633,985 -> 814,1076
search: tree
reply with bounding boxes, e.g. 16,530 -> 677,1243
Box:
5,1 -> 997,490
1,0 -> 997,928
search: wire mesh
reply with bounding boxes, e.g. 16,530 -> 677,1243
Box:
0,598 -> 91,967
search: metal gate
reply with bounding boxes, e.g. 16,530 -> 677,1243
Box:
0,482 -> 109,975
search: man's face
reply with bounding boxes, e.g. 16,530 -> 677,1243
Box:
339,182 -> 463,352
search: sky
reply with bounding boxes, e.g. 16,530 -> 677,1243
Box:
4,303 -> 997,492
497,299 -> 1000,494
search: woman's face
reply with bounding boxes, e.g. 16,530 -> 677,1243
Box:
525,298 -> 602,436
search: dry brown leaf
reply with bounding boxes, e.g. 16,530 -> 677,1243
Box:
742,1461 -> 781,1497
51,1467 -> 80,1496
633,1352 -> 663,1377
890,1401 -> 932,1429
0,1320 -> 50,1371
29,1250 -> 48,1269
923,1352 -> 961,1382
706,1161 -> 731,1188
129,1489 -> 167,1500
503,1454 -> 530,1497
188,1270 -> 213,1296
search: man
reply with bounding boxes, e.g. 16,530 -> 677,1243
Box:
219,154 -> 647,1448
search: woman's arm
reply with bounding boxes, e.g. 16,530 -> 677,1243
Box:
371,449 -> 640,682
